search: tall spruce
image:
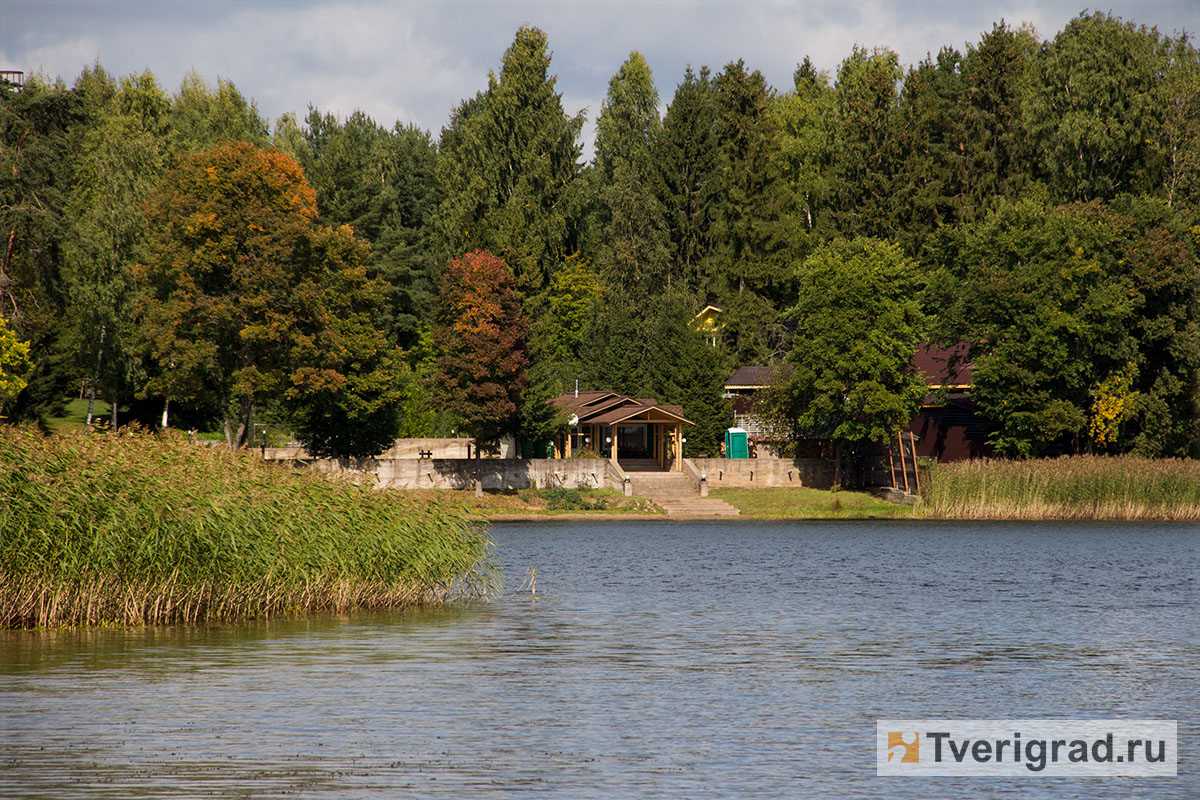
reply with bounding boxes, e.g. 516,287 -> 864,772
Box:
958,21 -> 1039,218
828,46 -> 904,240
435,26 -> 583,298
593,52 -> 671,291
709,60 -> 788,364
895,47 -> 966,257
655,67 -> 721,298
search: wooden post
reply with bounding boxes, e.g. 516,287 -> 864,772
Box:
909,432 -> 920,494
674,424 -> 682,472
610,426 -> 618,467
564,429 -> 572,459
897,431 -> 910,493
888,442 -> 898,489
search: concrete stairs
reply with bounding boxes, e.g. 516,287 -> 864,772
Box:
626,470 -> 741,519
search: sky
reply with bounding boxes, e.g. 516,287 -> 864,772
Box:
5,0 -> 1200,157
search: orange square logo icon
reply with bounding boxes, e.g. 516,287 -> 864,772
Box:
887,731 -> 919,763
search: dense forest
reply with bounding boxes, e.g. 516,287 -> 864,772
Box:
3,11 -> 1200,461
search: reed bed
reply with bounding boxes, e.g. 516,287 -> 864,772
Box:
921,455 -> 1200,520
0,425 -> 493,628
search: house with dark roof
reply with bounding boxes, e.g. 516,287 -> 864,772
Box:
723,344 -> 993,463
548,391 -> 693,472
906,344 -> 992,461
723,365 -> 784,446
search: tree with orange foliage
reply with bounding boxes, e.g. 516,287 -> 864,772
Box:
136,141 -> 399,453
429,250 -> 529,449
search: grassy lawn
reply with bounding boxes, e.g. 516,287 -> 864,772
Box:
445,487 -> 664,517
44,397 -> 112,434
711,486 -> 914,519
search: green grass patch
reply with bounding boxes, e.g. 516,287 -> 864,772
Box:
710,486 -> 914,519
0,424 -> 493,628
44,398 -> 113,434
438,487 -> 662,516
920,455 -> 1200,520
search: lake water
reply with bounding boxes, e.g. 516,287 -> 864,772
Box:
1,520 -> 1196,798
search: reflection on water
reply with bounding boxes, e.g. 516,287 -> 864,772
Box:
1,520 -> 1196,798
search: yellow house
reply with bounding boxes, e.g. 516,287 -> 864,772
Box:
689,304 -> 724,347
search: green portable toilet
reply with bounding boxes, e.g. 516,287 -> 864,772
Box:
725,427 -> 749,459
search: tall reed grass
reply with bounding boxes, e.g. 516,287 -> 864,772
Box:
0,425 -> 493,628
921,455 -> 1200,520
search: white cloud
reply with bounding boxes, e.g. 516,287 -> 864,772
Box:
4,0 -> 1200,154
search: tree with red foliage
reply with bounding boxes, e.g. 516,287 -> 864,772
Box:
429,250 -> 529,448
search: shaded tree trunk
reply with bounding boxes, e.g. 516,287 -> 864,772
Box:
86,324 -> 106,428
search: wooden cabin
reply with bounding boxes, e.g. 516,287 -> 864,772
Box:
548,391 -> 694,472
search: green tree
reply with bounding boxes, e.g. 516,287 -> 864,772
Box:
136,141 -> 392,450
593,52 -> 671,291
772,57 -> 835,251
168,71 -> 268,153
957,21 -> 1039,218
579,287 -> 729,456
1027,11 -> 1170,202
707,61 -> 791,365
429,250 -> 529,446
929,198 -> 1199,456
767,238 -> 927,485
0,314 -> 33,417
528,254 -> 604,389
894,47 -> 966,256
1156,35 -> 1200,212
655,66 -> 721,297
0,75 -> 76,419
435,26 -> 584,297
63,70 -> 169,428
296,108 -> 442,348
828,47 -> 904,240
711,60 -> 787,299
282,225 -> 405,459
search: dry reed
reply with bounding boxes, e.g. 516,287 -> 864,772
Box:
0,425 -> 493,628
920,455 -> 1200,520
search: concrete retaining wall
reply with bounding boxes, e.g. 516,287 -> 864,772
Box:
690,457 -> 835,490
265,437 -> 511,461
262,452 -> 835,492
272,457 -> 616,491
